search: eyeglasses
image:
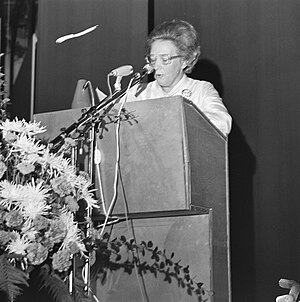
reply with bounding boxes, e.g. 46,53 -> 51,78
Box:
145,54 -> 183,66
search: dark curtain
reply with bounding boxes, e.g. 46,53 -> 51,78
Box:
35,0 -> 148,113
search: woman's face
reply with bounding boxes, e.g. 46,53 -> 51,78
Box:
149,39 -> 187,93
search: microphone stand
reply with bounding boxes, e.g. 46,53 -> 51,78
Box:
113,76 -> 123,92
50,68 -> 150,152
49,66 -> 151,297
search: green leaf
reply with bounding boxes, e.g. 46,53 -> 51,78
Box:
38,267 -> 73,302
187,287 -> 193,296
0,254 -> 29,302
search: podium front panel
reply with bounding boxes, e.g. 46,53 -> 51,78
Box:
95,211 -> 213,302
97,97 -> 190,214
97,96 -> 227,216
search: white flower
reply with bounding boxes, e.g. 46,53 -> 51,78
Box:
0,119 -> 25,138
11,134 -> 45,155
0,180 -> 23,209
60,209 -> 86,253
0,118 -> 46,137
6,231 -> 29,255
79,187 -> 99,210
22,120 -> 47,136
75,176 -> 99,209
39,149 -> 76,177
20,180 -> 51,220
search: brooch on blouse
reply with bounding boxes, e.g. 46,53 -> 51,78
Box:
181,89 -> 192,99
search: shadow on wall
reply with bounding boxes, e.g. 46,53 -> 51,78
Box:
190,58 -> 224,97
191,58 -> 257,302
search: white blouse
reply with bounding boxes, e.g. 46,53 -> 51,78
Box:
126,74 -> 232,135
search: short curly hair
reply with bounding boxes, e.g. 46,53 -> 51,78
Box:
146,19 -> 201,74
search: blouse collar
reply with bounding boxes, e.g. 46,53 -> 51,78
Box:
154,74 -> 189,96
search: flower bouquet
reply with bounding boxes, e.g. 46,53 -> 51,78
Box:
0,117 -> 99,301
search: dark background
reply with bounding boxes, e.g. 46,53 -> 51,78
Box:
3,0 -> 300,301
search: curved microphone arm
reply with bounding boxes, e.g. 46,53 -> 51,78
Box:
82,80 -> 95,106
49,65 -> 152,153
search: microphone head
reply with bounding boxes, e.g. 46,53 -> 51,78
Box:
109,65 -> 134,77
132,64 -> 154,80
143,64 -> 154,75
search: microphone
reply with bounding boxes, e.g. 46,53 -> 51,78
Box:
109,65 -> 133,77
133,64 -> 154,79
141,63 -> 154,75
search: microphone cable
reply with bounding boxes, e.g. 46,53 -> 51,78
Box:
98,76 -> 150,302
98,76 -> 134,237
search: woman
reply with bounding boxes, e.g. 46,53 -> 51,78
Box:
127,19 -> 232,136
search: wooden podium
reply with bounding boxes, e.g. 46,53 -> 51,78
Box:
34,96 -> 231,302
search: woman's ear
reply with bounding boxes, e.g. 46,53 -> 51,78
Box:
182,59 -> 189,70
